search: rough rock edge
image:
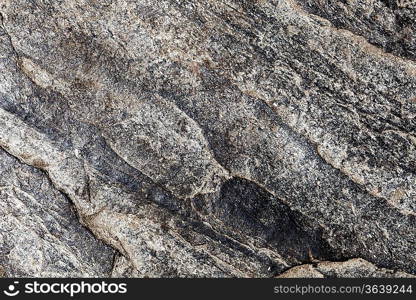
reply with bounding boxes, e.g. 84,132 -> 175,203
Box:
1,128 -> 412,278
277,258 -> 416,278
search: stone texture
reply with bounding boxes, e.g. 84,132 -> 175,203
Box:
277,258 -> 416,278
0,0 -> 415,277
0,149 -> 114,277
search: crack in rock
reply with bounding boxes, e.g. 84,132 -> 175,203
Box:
0,0 -> 415,277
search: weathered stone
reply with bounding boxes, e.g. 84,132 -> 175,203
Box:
0,0 -> 415,277
278,258 -> 416,278
0,149 -> 114,277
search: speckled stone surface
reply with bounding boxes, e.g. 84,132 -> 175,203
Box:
0,0 -> 415,277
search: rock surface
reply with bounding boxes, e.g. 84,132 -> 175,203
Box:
277,258 -> 416,278
0,149 -> 114,277
0,0 -> 415,277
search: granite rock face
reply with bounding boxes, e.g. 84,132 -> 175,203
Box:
0,0 -> 415,277
277,258 -> 416,278
0,149 -> 114,277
